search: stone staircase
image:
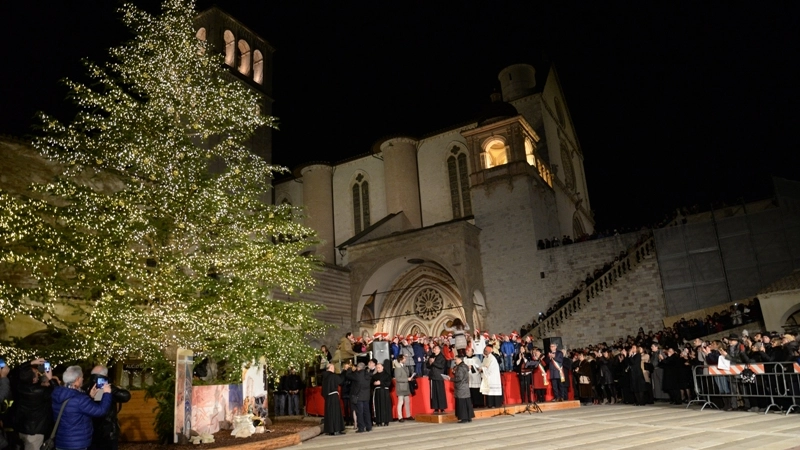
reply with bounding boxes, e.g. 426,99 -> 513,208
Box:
526,234 -> 657,340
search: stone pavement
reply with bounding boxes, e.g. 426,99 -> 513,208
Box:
290,404 -> 800,450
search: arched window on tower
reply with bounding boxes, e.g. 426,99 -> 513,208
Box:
223,30 -> 235,67
573,212 -> 586,239
554,97 -> 566,127
195,27 -> 207,55
237,40 -> 251,76
352,174 -> 370,234
447,147 -> 472,219
253,50 -> 263,84
560,143 -> 576,190
481,138 -> 508,169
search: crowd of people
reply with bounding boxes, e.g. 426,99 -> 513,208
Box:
317,315 -> 800,435
0,358 -> 130,450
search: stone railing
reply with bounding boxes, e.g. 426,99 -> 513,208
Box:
526,235 -> 657,340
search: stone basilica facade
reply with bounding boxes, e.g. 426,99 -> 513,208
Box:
274,61 -> 596,342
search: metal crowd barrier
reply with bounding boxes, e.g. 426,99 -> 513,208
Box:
688,362 -> 800,416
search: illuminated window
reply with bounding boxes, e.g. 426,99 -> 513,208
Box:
447,148 -> 472,219
561,143 -> 576,190
237,40 -> 251,76
555,97 -> 566,127
253,50 -> 263,84
353,175 -> 370,234
481,138 -> 508,169
224,30 -> 235,66
195,28 -> 207,55
525,138 -> 536,166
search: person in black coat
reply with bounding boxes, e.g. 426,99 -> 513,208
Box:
84,366 -> 131,450
344,362 -> 372,433
9,360 -> 55,450
627,345 -> 647,406
321,364 -> 345,435
427,345 -> 447,413
658,347 -> 682,405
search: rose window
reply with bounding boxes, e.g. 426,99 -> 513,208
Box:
414,289 -> 443,320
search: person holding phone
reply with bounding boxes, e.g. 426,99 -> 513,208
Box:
8,358 -> 56,450
81,365 -> 131,450
51,366 -> 112,450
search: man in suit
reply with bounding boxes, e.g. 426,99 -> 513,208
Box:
546,343 -> 567,401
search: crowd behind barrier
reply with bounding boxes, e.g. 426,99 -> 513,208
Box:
306,320 -> 800,432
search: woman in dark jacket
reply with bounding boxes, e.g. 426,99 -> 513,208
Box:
10,361 -> 55,449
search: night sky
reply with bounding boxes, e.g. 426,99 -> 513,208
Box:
1,1 -> 798,231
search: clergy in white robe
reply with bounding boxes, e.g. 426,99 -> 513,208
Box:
479,345 -> 503,407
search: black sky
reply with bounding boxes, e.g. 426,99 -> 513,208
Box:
1,1 -> 798,231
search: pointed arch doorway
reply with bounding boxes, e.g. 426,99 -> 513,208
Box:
364,262 -> 482,337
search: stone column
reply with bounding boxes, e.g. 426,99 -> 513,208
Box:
380,137 -> 422,228
300,164 -> 335,263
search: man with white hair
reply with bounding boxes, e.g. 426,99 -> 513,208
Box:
51,365 -> 112,450
84,365 -> 131,450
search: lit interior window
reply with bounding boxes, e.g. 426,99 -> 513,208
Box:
238,40 -> 251,76
224,30 -> 235,66
482,139 -> 508,169
253,50 -> 263,84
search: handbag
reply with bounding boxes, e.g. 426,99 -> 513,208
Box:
579,375 -> 590,385
738,366 -> 756,384
41,398 -> 69,450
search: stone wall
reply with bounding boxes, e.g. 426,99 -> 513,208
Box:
289,264 -> 353,350
532,232 -> 643,312
541,253 -> 666,349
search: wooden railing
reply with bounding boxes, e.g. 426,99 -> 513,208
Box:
526,235 -> 657,340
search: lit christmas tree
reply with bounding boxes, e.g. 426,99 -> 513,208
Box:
0,0 -> 326,374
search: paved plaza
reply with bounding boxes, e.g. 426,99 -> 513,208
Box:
291,404 -> 800,450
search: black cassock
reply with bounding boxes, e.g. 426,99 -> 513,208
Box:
321,371 -> 345,434
427,353 -> 447,410
372,370 -> 393,425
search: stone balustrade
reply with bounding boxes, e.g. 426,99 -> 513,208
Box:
526,235 -> 657,340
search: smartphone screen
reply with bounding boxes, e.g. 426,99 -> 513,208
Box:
0,358 -> 6,368
96,377 -> 108,389
43,361 -> 51,372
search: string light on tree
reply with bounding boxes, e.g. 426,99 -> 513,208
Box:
0,0 -> 327,376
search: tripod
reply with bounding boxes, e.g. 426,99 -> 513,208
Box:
518,373 -> 541,414
493,402 -> 515,417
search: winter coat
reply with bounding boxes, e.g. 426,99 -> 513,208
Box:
659,353 -> 681,392
84,374 -> 131,447
394,365 -> 411,396
344,368 -> 371,402
51,386 -> 111,450
453,363 -> 471,399
11,379 -> 54,435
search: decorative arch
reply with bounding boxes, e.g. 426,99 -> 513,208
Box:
573,212 -> 586,238
253,50 -> 264,84
481,136 -> 508,169
237,39 -> 251,76
223,30 -> 235,67
376,264 -> 467,338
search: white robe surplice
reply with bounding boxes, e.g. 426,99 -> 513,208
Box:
479,353 -> 502,396
463,355 -> 482,389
